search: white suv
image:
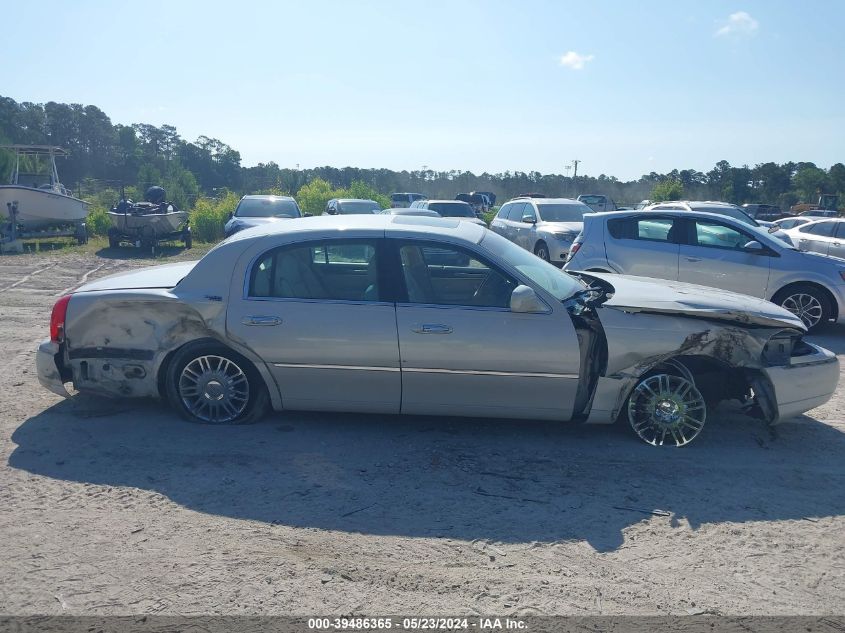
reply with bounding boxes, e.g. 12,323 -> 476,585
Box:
564,209 -> 845,330
489,197 -> 592,264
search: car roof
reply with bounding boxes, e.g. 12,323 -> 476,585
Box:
225,213 -> 485,243
531,197 -> 585,205
241,194 -> 296,201
335,198 -> 379,204
586,209 -> 767,225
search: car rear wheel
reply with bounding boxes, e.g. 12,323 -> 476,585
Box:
165,342 -> 268,425
773,284 -> 830,330
534,241 -> 550,262
627,371 -> 706,447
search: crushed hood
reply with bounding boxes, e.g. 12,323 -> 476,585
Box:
582,272 -> 806,330
76,261 -> 198,292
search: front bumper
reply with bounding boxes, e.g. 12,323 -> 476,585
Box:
546,237 -> 575,264
763,342 -> 839,422
36,338 -> 71,398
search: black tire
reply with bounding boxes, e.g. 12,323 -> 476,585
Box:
164,341 -> 269,425
534,241 -> 550,262
625,367 -> 707,447
771,283 -> 831,331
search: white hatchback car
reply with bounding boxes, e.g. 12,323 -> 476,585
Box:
565,210 -> 845,330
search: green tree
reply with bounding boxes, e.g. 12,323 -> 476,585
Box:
296,177 -> 336,215
793,165 -> 828,202
650,179 -> 684,202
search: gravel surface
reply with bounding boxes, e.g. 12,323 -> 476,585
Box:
1,250 -> 843,616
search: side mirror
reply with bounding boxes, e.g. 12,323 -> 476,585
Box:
227,211 -> 233,220
510,285 -> 549,313
522,215 -> 536,224
743,240 -> 765,252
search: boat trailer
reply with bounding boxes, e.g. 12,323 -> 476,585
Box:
1,201 -> 88,254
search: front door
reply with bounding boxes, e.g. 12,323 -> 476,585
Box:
226,238 -> 401,413
677,218 -> 771,297
392,239 -> 582,420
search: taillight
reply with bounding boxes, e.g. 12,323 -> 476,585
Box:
50,294 -> 72,343
567,241 -> 582,261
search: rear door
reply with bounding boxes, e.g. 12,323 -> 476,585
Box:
392,239 -> 582,420
226,237 -> 401,413
489,202 -> 515,240
677,218 -> 771,297
793,221 -> 835,256
827,222 -> 845,259
604,214 -> 681,280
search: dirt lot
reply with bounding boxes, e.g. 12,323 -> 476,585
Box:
0,248 -> 843,616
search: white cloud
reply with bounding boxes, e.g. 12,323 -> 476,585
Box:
715,11 -> 759,37
559,51 -> 594,70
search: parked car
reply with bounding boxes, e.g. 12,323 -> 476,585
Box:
489,197 -> 592,265
324,198 -> 382,215
565,209 -> 845,330
455,192 -> 490,218
742,203 -> 784,222
578,194 -> 618,212
224,195 -> 302,237
37,214 -> 837,447
409,200 -> 486,226
773,216 -> 813,230
472,191 -> 497,208
800,209 -> 840,218
644,200 -> 789,239
390,192 -> 427,208
781,219 -> 845,258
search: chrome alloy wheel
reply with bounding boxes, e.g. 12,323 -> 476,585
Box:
178,354 -> 250,424
781,293 -> 823,328
628,374 -> 706,447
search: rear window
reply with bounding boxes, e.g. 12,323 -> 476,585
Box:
236,198 -> 301,218
338,200 -> 381,214
428,202 -> 475,218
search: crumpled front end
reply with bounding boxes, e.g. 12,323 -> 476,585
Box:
584,305 -> 839,426
760,342 -> 839,423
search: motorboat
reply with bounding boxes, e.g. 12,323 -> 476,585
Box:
107,186 -> 191,250
0,145 -> 89,229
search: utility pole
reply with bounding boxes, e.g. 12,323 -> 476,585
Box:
572,159 -> 580,196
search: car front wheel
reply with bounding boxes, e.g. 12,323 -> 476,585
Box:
773,284 -> 830,330
627,372 -> 706,447
165,342 -> 268,424
534,241 -> 550,261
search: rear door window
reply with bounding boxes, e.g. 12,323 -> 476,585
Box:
607,216 -> 677,242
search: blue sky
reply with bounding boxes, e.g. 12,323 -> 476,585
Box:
1,0 -> 843,180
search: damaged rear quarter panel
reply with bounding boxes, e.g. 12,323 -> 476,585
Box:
64,289 -> 226,398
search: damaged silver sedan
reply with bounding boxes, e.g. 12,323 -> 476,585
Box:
36,215 -> 839,447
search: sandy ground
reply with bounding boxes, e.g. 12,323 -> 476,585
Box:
0,248 -> 843,616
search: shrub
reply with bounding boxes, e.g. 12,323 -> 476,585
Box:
86,207 -> 111,236
189,191 -> 240,243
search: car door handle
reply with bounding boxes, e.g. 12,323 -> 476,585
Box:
412,324 -> 453,334
242,315 -> 282,326
684,257 -> 702,262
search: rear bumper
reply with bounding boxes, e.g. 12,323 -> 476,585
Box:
763,343 -> 839,422
36,338 -> 71,397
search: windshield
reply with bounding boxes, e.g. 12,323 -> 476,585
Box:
339,200 -> 381,214
537,203 -> 591,222
236,198 -> 300,218
696,205 -> 758,227
480,231 -> 585,300
428,202 -> 475,218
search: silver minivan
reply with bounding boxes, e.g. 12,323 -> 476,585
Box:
489,197 -> 592,264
